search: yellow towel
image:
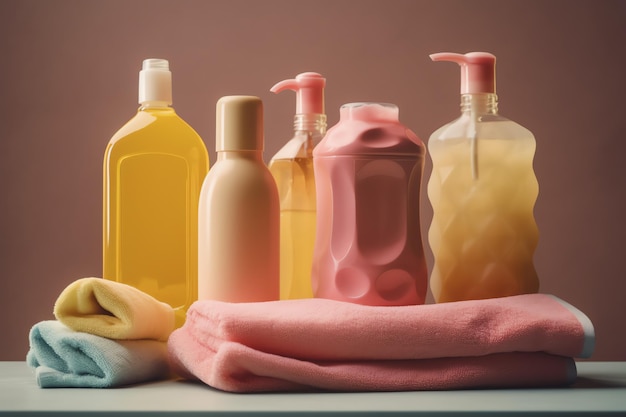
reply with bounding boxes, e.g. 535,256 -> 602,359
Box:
54,277 -> 175,341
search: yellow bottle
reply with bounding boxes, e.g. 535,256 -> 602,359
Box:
268,72 -> 327,299
103,59 -> 209,326
428,52 -> 539,303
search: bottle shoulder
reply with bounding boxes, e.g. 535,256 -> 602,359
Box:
430,113 -> 535,142
106,108 -> 207,157
206,157 -> 275,184
316,128 -> 424,157
201,157 -> 278,203
270,132 -> 315,162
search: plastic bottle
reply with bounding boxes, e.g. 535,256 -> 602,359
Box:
268,72 -> 327,300
312,102 -> 428,306
103,58 -> 209,326
427,52 -> 539,303
198,95 -> 280,302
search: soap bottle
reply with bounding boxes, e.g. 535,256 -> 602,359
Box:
427,52 -> 539,303
103,58 -> 209,326
198,96 -> 280,302
312,102 -> 428,306
268,72 -> 327,300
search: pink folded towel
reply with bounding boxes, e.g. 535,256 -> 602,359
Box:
167,293 -> 594,392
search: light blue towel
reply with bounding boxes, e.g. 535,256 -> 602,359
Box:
27,321 -> 170,388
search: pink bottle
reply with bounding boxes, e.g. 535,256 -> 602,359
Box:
312,102 -> 428,306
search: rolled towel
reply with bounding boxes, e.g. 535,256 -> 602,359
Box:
173,293 -> 594,361
167,293 -> 593,392
54,277 -> 175,341
27,321 -> 170,388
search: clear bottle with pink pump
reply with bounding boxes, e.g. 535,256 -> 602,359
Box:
268,72 -> 327,300
427,52 -> 539,303
312,102 -> 428,306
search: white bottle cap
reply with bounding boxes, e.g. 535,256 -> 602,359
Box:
138,58 -> 172,105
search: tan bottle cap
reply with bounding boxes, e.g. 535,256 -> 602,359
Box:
216,95 -> 264,151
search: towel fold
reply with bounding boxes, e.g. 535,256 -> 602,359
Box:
167,293 -> 594,392
27,321 -> 170,388
54,277 -> 175,341
170,335 -> 576,392
175,293 -> 594,361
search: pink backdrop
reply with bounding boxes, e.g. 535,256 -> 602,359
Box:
1,0 -> 625,360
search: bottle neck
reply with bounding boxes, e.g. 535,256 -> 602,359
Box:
460,93 -> 498,115
294,114 -> 327,137
139,101 -> 173,111
217,149 -> 263,161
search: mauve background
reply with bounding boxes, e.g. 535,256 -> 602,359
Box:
1,0 -> 624,361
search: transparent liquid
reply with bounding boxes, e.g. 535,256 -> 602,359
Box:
428,123 -> 539,302
103,108 -> 208,325
269,157 -> 316,299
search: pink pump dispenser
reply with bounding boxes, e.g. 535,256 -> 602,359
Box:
271,72 -> 325,115
268,72 -> 327,300
427,51 -> 539,303
430,52 -> 496,94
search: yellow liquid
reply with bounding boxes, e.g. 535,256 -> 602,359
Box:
103,107 -> 209,326
269,157 -> 316,299
428,133 -> 539,302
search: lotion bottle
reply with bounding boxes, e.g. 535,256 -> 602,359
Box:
427,52 -> 539,303
198,96 -> 280,302
268,72 -> 327,299
103,59 -> 209,327
312,102 -> 427,306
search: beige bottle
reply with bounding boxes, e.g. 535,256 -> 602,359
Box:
198,96 -> 280,302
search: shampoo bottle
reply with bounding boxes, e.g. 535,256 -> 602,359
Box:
312,103 -> 428,306
198,96 -> 280,302
103,58 -> 209,326
427,52 -> 539,303
268,72 -> 327,299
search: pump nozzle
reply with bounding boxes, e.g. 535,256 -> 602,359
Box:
271,72 -> 326,115
430,52 -> 496,94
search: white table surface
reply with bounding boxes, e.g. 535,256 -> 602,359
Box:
1,361 -> 625,416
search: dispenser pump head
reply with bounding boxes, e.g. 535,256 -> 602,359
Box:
430,52 -> 496,94
270,72 -> 326,114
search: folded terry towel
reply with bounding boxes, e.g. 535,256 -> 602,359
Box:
173,293 -> 594,361
170,336 -> 576,392
27,321 -> 170,388
54,277 -> 175,341
167,293 -> 594,392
